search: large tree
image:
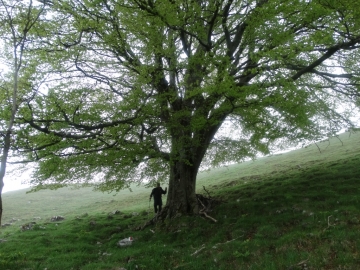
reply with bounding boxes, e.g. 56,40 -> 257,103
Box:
18,0 -> 360,217
0,0 -> 46,224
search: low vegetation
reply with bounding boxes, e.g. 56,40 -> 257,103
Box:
1,132 -> 360,269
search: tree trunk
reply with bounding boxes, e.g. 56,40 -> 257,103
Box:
165,159 -> 200,218
162,108 -> 219,218
0,131 -> 12,226
0,181 -> 3,226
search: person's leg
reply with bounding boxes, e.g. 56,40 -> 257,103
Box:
158,203 -> 162,212
154,203 -> 157,213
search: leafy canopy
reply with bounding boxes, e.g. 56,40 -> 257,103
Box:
10,0 -> 360,191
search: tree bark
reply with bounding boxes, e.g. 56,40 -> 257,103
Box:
0,179 -> 3,226
165,159 -> 200,218
0,131 -> 12,226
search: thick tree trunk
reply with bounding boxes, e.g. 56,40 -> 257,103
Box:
165,160 -> 200,218
138,159 -> 201,229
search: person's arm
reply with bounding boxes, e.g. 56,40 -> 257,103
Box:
163,187 -> 167,195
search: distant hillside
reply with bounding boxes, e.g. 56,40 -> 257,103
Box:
3,131 -> 360,223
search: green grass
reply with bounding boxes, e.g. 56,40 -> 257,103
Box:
1,131 -> 360,269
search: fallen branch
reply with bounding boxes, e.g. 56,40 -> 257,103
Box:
191,244 -> 205,256
297,259 -> 309,266
327,215 -> 335,228
322,215 -> 335,232
287,258 -> 309,269
212,236 -> 243,249
196,191 -> 222,223
200,211 -> 217,223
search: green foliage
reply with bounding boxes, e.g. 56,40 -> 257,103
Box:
0,0 -> 359,194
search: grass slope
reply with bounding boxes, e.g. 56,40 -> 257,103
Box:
1,132 -> 360,269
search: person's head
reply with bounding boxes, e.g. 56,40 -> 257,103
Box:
156,182 -> 160,187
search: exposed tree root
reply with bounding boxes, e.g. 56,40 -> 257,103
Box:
136,189 -> 221,230
134,206 -> 169,231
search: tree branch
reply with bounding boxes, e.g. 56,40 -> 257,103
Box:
291,37 -> 360,80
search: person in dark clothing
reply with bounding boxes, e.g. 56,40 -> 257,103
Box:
149,183 -> 167,213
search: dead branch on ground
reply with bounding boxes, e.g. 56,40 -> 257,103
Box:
196,193 -> 220,223
191,244 -> 205,256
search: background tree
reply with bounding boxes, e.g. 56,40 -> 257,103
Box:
19,0 -> 360,218
0,0 -> 46,224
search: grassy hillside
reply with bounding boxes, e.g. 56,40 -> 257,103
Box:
1,131 -> 360,269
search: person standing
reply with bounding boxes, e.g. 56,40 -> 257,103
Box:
150,183 -> 167,214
